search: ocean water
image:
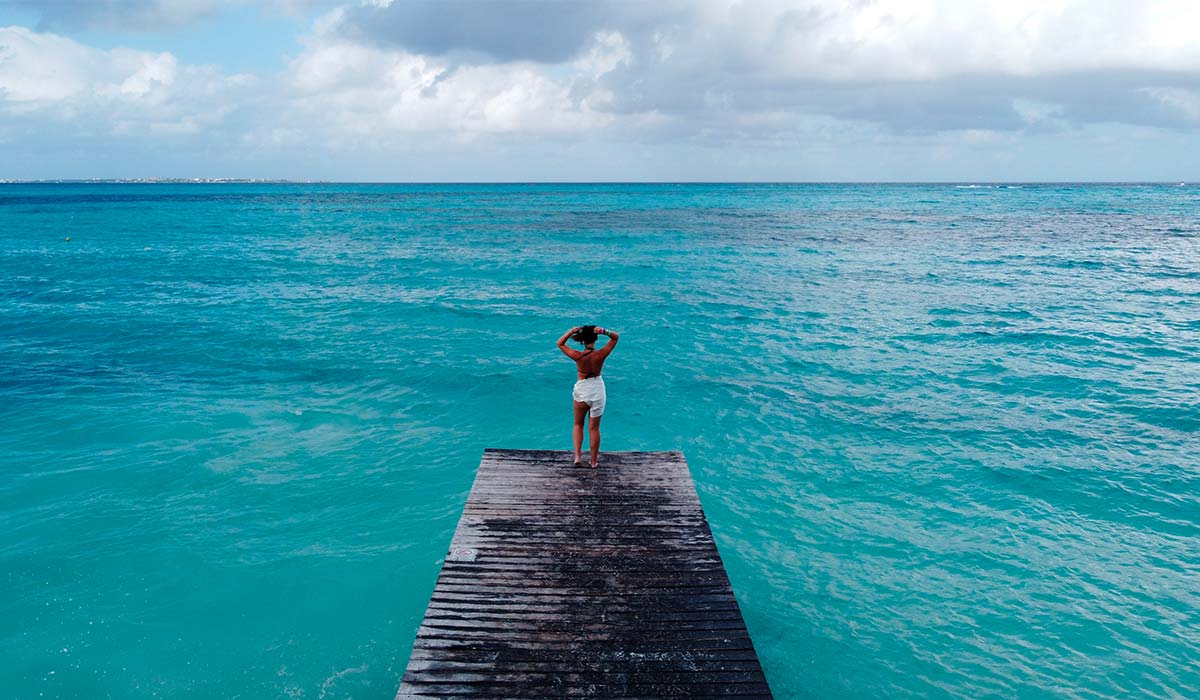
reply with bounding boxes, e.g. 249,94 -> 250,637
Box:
1,183 -> 1197,699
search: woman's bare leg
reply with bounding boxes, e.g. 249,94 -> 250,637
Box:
588,415 -> 602,467
572,401 -> 589,464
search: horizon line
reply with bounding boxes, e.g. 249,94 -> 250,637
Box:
0,179 -> 1192,185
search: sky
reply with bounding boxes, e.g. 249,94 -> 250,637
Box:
1,0 -> 1199,181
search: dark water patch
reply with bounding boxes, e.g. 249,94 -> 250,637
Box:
1114,404 -> 1200,433
930,318 -> 963,328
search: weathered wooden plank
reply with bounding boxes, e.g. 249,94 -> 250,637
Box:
423,593 -> 741,606
410,639 -> 762,658
438,565 -> 730,579
396,450 -> 771,699
406,646 -> 765,663
401,671 -> 768,685
435,571 -> 728,583
408,640 -> 763,658
432,575 -> 733,589
422,609 -> 748,623
398,682 -> 772,698
422,599 -> 745,615
442,541 -> 720,552
404,659 -> 766,674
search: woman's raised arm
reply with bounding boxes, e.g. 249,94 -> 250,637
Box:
557,327 -> 583,359
597,327 -> 619,357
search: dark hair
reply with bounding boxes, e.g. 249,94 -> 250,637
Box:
572,325 -> 599,345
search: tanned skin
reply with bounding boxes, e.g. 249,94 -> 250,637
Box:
556,326 -> 620,466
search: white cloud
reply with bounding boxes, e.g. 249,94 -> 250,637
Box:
748,0 -> 1200,81
314,0 -> 1200,143
0,26 -> 116,102
277,26 -> 615,145
574,31 -> 631,77
336,0 -> 1200,79
1012,99 -> 1068,130
1138,86 -> 1200,122
0,26 -> 252,133
3,2 -> 1200,179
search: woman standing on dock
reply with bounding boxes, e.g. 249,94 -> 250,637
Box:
556,324 -> 619,468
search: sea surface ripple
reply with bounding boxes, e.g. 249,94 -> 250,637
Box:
1,183 -> 1198,698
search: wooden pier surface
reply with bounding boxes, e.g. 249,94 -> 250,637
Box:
396,448 -> 772,699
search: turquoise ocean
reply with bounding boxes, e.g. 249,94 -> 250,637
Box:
2,183 -> 1197,699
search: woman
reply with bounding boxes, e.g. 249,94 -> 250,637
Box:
556,324 -> 620,467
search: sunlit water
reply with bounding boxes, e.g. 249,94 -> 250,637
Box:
2,183 -> 1197,699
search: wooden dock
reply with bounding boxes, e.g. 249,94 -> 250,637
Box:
396,449 -> 772,698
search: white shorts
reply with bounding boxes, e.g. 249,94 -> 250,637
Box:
572,377 -> 606,418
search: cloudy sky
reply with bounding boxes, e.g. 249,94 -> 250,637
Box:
2,0 -> 1199,181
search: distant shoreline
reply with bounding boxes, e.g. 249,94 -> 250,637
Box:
0,179 -> 1190,186
0,178 -> 318,184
